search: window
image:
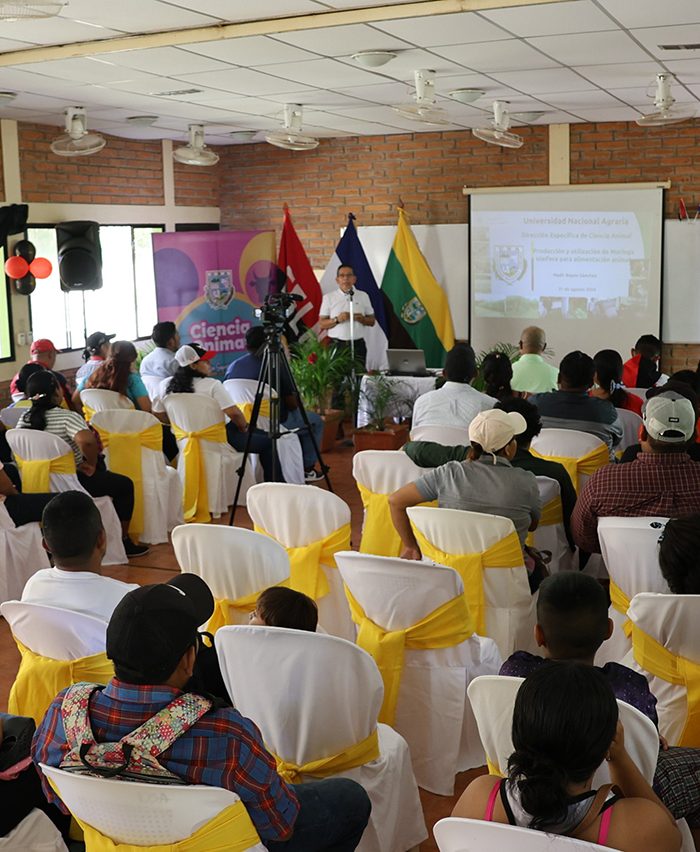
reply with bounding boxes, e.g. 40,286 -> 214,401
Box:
28,225 -> 163,349
0,243 -> 13,361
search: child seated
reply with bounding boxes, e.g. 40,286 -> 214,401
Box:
249,587 -> 318,632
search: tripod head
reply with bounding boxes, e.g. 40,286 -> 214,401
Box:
256,291 -> 303,351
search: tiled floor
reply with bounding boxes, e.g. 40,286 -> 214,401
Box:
0,436 -> 484,851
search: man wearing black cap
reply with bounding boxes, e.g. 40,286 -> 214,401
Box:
76,331 -> 115,383
32,575 -> 371,850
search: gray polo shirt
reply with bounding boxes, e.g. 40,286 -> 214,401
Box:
414,455 -> 541,547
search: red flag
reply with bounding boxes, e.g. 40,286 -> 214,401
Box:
278,207 -> 322,330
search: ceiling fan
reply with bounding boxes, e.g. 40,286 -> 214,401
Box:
472,101 -> 524,149
393,69 -> 450,126
636,73 -> 695,126
265,105 -> 319,151
50,107 -> 106,157
173,124 -> 220,166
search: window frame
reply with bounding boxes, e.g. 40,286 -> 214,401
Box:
0,239 -> 17,364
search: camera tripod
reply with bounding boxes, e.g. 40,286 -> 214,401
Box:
228,325 -> 333,526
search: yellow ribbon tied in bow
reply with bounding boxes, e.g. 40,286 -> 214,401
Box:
171,421 -> 227,524
14,450 -> 75,494
525,495 -> 563,547
346,587 -> 475,725
609,581 -> 633,638
357,482 -> 435,557
530,443 -> 609,494
94,423 -> 162,539
272,728 -> 380,785
9,640 -> 113,725
412,527 -> 523,637
238,399 -> 271,423
254,523 -> 351,601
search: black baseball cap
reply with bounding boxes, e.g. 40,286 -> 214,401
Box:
85,331 -> 115,353
106,574 -> 214,683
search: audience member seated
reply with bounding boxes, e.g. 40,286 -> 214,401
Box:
139,320 -> 180,379
0,459 -> 54,526
530,350 -> 623,455
156,343 -> 282,482
21,492 -> 137,621
10,362 -> 46,406
573,391 -> 700,554
591,349 -> 643,415
659,515 -> 700,595
622,334 -> 666,389
411,343 -> 495,430
10,339 -> 74,409
481,351 -> 515,402
390,408 -> 540,558
669,369 -> 700,394
249,587 -> 318,632
619,382 -> 700,463
225,326 -> 324,482
32,575 -> 372,851
76,340 -> 151,413
452,661 -> 681,851
510,326 -> 558,394
75,331 -> 114,383
17,371 -> 148,558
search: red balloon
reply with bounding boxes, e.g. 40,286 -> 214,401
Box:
5,256 -> 29,280
29,257 -> 52,279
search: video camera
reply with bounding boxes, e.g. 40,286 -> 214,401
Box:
255,291 -> 303,333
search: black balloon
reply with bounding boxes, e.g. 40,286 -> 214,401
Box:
13,273 -> 36,295
14,239 -> 36,263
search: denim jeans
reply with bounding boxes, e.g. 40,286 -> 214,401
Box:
283,408 -> 324,470
265,778 -> 371,852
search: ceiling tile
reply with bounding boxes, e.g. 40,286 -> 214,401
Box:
12,57 -> 157,85
569,105 -> 642,120
0,16 -> 123,46
259,58 -> 388,88
371,12 -> 511,47
631,25 -> 700,60
183,36 -> 318,66
320,81 -> 412,104
490,67 -> 593,93
56,0 -> 220,32
164,0 -> 325,19
599,0 -> 700,28
607,85 -> 698,106
337,49 -> 468,82
526,30 -> 650,66
0,37 -> 35,52
431,39 -> 559,73
320,0 -> 426,7
574,61 -> 664,88
102,47 -> 230,76
271,23 -> 412,55
663,59 -> 700,85
174,66 -> 314,95
481,1 -> 617,37
536,89 -> 623,108
262,89 -> 368,108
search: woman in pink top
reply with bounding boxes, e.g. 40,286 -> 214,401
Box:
453,663 -> 680,850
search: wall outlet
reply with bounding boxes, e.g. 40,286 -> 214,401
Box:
17,332 -> 26,346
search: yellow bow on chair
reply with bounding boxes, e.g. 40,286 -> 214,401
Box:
272,728 -> 380,784
346,587 -> 475,725
412,527 -> 523,637
525,495 -> 563,547
93,423 -> 162,539
13,451 -> 75,494
609,582 -> 633,638
238,399 -> 271,423
171,421 -> 227,524
530,443 -> 609,493
356,482 -> 435,557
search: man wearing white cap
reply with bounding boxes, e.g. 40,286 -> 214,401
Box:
573,390 -> 700,553
389,408 -> 541,560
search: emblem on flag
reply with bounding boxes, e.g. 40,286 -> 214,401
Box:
400,296 -> 427,325
493,245 -> 527,284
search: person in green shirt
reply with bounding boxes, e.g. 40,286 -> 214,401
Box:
511,326 -> 559,394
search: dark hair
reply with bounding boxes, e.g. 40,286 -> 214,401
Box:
508,662 -> 618,830
558,351 -> 595,390
496,397 -> 541,446
669,369 -> 698,390
481,352 -> 513,400
636,355 -> 661,389
659,516 -> 700,594
152,321 -> 178,348
42,491 -> 103,563
337,264 -> 354,276
593,349 -> 629,408
634,334 -> 661,359
15,362 -> 46,394
256,587 -> 318,632
444,343 -> 477,383
24,371 -> 60,431
246,326 -> 266,353
165,365 -> 199,395
86,341 -> 137,396
536,572 -> 609,659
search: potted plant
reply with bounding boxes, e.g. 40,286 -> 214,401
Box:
353,374 -> 412,451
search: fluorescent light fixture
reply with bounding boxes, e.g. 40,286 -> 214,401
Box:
448,88 -> 485,104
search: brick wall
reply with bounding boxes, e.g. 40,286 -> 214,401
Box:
0,138 -> 4,201
173,157 -> 220,207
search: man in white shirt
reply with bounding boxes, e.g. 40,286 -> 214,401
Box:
22,491 -> 137,623
139,321 -> 180,379
511,326 -> 559,395
319,265 -> 375,369
412,343 -> 496,430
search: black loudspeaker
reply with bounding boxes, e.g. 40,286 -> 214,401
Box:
56,220 -> 102,291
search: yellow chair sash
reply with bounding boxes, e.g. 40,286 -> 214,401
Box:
530,443 -> 609,493
83,403 -> 96,423
14,450 -> 75,494
346,587 -> 474,725
171,421 -> 227,524
207,579 -> 290,635
272,728 -> 379,785
238,400 -> 271,423
411,527 -> 523,637
94,423 -> 162,539
254,523 -> 351,601
525,495 -> 563,547
8,640 -> 113,725
609,581 -> 633,638
632,624 -> 700,747
357,482 -> 435,557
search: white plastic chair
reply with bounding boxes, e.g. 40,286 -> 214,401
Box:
407,506 -> 536,659
91,409 -> 183,545
530,428 -> 608,492
409,424 -> 470,445
616,408 -> 643,453
434,818 -> 609,851
5,430 -> 127,566
79,388 -> 135,420
0,406 -> 24,428
246,483 -> 354,639
39,765 -> 264,851
336,550 -> 502,795
0,500 -> 51,604
532,476 -> 574,574
171,524 -> 290,627
596,517 -> 669,667
215,624 -> 427,852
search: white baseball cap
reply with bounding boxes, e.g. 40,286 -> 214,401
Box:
174,343 -> 216,368
468,408 -> 527,454
643,392 -> 696,443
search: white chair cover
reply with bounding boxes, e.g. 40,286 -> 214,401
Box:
5,430 -> 127,566
530,428 -> 607,491
0,501 -> 50,604
140,373 -> 165,402
532,476 -> 574,574
434,818 -> 608,851
409,424 -> 470,445
223,378 -> 304,485
39,765 -> 264,851
172,524 -> 289,624
91,410 -> 183,545
407,506 -> 536,658
616,408 -> 643,453
596,517 -> 670,667
0,406 -> 23,429
161,393 -> 255,514
215,625 -> 427,852
353,449 -> 422,495
246,483 -> 354,639
0,601 -> 107,659
79,388 -> 135,419
336,551 -> 502,795
0,808 -> 68,851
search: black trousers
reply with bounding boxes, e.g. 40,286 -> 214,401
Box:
225,424 -> 284,482
77,468 -> 134,523
332,338 -> 367,371
4,492 -> 54,526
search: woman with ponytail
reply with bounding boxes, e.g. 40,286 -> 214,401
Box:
75,340 -> 151,412
453,662 -> 680,850
591,349 -> 643,415
480,351 -> 516,401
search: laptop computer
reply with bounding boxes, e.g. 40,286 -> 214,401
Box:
386,349 -> 429,376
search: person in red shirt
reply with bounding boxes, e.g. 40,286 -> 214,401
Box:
591,350 -> 643,415
622,334 -> 665,389
9,339 -> 74,409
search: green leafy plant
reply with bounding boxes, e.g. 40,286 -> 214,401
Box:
472,341 -> 555,391
359,374 -> 412,431
289,332 -> 354,414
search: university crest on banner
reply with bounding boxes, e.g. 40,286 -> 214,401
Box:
493,244 -> 527,284
400,296 -> 427,325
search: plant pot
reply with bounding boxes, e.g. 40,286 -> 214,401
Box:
353,421 -> 410,451
319,409 -> 344,452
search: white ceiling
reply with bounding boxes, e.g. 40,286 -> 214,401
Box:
0,0 -> 699,145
